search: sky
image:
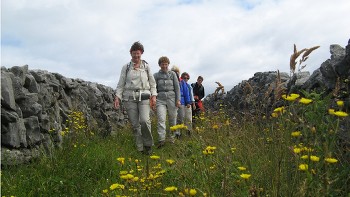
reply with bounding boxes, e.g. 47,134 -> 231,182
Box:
2,0 -> 350,95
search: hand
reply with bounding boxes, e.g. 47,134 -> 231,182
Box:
186,104 -> 191,108
150,95 -> 157,111
114,97 -> 120,109
176,100 -> 181,108
192,103 -> 196,110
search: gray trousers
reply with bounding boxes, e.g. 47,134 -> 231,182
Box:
156,98 -> 177,142
177,105 -> 192,134
124,99 -> 154,151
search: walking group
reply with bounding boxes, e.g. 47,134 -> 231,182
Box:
114,41 -> 205,155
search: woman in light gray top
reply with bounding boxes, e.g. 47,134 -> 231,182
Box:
153,56 -> 180,148
114,41 -> 157,155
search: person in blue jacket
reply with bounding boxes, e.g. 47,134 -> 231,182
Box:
175,70 -> 192,138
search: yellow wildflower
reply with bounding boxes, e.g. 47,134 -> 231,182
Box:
301,155 -> 308,160
273,107 -> 285,113
310,155 -> 320,162
293,147 -> 302,154
298,164 -> 308,171
110,183 -> 125,190
281,93 -> 300,101
117,157 -> 125,165
271,112 -> 278,118
170,124 -> 188,131
119,170 -> 128,175
150,155 -> 160,160
325,157 -> 338,163
120,174 -> 134,180
102,189 -> 108,193
328,109 -> 335,115
333,111 -> 348,117
291,131 -> 301,137
299,98 -> 313,104
238,167 -> 246,171
240,173 -> 251,179
166,159 -> 175,165
164,186 -> 177,192
189,189 -> 197,196
203,146 -> 216,155
336,100 -> 344,107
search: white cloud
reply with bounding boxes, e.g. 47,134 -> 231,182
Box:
2,0 -> 350,94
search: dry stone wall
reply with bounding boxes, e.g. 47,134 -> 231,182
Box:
1,65 -> 126,165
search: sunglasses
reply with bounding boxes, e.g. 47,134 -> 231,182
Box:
183,77 -> 189,80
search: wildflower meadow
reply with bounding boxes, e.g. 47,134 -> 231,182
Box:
1,93 -> 349,196
2,45 -> 349,196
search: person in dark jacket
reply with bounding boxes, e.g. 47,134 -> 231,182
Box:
191,76 -> 205,118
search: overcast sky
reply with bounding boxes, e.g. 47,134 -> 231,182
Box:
2,0 -> 350,95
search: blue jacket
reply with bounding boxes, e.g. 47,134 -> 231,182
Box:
180,79 -> 191,105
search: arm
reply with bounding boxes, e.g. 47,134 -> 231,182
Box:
199,86 -> 205,100
147,65 -> 157,97
182,81 -> 192,106
172,72 -> 181,106
147,66 -> 157,110
114,65 -> 127,109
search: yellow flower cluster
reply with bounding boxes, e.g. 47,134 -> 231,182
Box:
328,109 -> 349,117
281,93 -> 313,104
202,146 -> 217,155
170,124 -> 188,131
282,93 -> 300,101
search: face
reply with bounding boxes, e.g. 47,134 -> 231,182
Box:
197,78 -> 203,85
183,75 -> 190,81
130,50 -> 142,63
159,62 -> 169,71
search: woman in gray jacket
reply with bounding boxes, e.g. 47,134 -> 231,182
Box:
153,56 -> 181,148
114,41 -> 157,155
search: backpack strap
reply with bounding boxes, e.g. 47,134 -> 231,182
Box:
125,60 -> 150,82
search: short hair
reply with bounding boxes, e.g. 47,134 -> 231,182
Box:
130,41 -> 144,53
197,76 -> 203,81
158,56 -> 170,65
181,72 -> 190,79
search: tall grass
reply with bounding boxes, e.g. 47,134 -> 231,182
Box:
2,93 -> 349,196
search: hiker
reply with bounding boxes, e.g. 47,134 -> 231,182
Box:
191,76 -> 205,119
171,66 -> 191,138
114,41 -> 157,155
177,71 -> 193,138
153,56 -> 181,148
182,72 -> 196,135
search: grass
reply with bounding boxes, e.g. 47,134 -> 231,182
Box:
1,93 -> 350,197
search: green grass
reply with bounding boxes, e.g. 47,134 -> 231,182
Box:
1,94 -> 350,196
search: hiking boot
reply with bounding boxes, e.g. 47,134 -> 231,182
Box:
143,146 -> 152,155
157,141 -> 165,149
